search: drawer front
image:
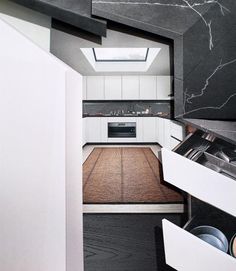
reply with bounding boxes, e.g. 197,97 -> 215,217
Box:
162,148 -> 236,217
163,219 -> 236,271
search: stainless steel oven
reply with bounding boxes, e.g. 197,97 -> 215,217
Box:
108,122 -> 136,138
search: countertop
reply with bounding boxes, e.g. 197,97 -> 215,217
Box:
83,114 -> 171,119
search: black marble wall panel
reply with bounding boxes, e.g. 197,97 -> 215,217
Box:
181,1 -> 236,120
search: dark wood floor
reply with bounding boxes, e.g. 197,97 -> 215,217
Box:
84,214 -> 181,271
83,147 -> 183,204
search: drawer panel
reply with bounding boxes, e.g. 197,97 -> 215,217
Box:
162,148 -> 236,217
163,219 -> 236,271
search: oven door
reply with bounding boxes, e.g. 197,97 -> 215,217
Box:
108,122 -> 136,138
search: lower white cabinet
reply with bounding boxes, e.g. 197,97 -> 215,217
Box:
82,118 -> 87,146
83,117 -> 184,146
101,118 -> 108,143
163,219 -> 236,271
162,147 -> 236,217
142,117 -> 156,142
86,117 -> 101,143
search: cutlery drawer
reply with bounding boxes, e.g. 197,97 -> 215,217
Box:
162,219 -> 236,271
162,148 -> 236,216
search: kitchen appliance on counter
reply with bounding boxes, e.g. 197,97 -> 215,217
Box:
108,122 -> 136,138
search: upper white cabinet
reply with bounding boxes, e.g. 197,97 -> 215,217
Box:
86,76 -> 104,100
156,76 -> 171,100
122,76 -> 140,100
84,75 -> 172,100
104,76 -> 122,100
139,76 -> 156,100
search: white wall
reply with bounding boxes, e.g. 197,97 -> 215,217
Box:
66,70 -> 83,271
0,0 -> 51,51
0,17 -> 83,271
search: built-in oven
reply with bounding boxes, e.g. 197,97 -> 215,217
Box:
108,122 -> 136,138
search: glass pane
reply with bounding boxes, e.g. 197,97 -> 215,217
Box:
93,48 -> 148,61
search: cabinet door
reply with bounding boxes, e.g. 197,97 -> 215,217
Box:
82,118 -> 87,146
140,76 -> 156,100
157,118 -> 164,146
100,118 -> 108,142
104,76 -> 122,100
122,76 -> 139,100
82,76 -> 87,100
163,119 -> 171,149
156,76 -> 171,100
136,118 -> 143,142
142,118 -> 156,142
86,118 -> 101,142
87,76 -> 104,100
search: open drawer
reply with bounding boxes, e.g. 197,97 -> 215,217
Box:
163,219 -> 236,271
161,132 -> 236,217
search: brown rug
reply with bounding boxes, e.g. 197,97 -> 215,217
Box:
83,147 -> 183,203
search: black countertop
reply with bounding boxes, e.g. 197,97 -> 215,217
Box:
83,114 -> 171,119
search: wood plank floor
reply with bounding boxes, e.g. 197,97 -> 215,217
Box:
83,147 -> 183,204
84,214 -> 180,271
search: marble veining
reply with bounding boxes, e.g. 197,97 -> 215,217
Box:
177,92 -> 236,118
93,0 -> 230,50
186,58 -> 236,104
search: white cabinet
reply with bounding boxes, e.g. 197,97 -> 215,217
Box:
104,76 -> 122,100
163,219 -> 236,271
162,147 -> 236,216
142,118 -> 156,142
82,76 -> 87,100
139,76 -> 156,100
157,118 -> 164,147
156,76 -> 171,100
122,76 -> 139,100
136,118 -> 143,142
86,117 -> 101,142
101,118 -> 108,143
82,118 -> 87,146
163,118 -> 171,149
86,76 -> 104,100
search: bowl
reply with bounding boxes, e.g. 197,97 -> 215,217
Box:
190,225 -> 228,253
229,234 -> 236,257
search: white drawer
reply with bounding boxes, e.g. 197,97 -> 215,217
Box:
163,219 -> 236,271
162,147 -> 236,217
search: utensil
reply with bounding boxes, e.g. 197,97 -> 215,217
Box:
217,148 -> 236,163
190,226 -> 228,253
204,162 -> 236,180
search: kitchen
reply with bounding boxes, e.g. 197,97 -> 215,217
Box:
1,1 -> 236,271
55,28 -> 186,206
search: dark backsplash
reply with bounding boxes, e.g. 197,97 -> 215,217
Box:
83,100 -> 172,116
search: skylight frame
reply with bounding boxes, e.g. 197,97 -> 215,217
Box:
92,48 -> 149,62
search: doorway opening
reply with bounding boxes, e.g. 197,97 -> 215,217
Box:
51,21 -> 183,211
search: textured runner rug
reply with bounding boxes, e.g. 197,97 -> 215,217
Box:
83,147 -> 183,203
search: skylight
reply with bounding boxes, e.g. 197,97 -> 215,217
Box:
93,48 -> 149,62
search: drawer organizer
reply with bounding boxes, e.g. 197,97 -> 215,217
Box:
162,130 -> 236,270
162,131 -> 236,217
